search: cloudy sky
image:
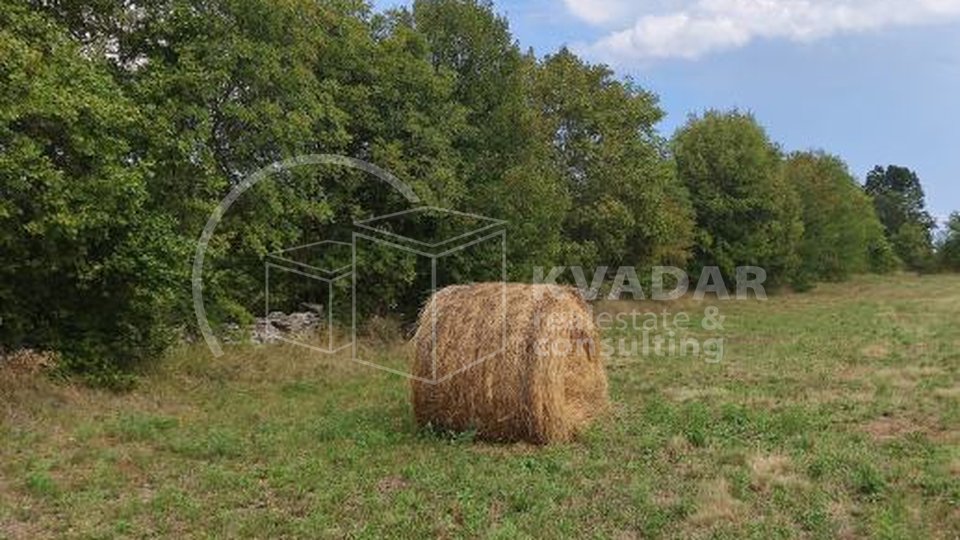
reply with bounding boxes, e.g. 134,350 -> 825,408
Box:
377,0 -> 960,220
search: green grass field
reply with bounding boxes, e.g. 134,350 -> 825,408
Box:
2,274 -> 959,538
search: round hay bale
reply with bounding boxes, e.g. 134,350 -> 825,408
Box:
411,283 -> 608,444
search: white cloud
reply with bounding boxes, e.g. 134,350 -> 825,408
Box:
562,0 -> 692,25
563,0 -> 633,25
568,0 -> 960,62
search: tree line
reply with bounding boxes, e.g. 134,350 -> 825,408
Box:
0,0 -> 954,383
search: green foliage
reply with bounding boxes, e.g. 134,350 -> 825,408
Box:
121,0 -> 466,323
2,0 -> 940,380
865,165 -> 936,271
852,462 -> 887,499
936,212 -> 960,271
531,49 -> 694,273
0,2 -> 187,377
413,0 -> 569,278
785,152 -> 898,283
414,2 -> 693,278
673,111 -> 802,286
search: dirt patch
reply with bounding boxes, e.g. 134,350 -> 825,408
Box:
376,476 -> 409,495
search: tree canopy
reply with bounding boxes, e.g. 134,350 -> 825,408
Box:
1,0 -> 946,381
865,165 -> 936,271
785,152 -> 898,284
937,212 -> 960,271
673,110 -> 802,286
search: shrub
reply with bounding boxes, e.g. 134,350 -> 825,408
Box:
784,151 -> 898,282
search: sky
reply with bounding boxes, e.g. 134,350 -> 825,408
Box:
375,0 -> 960,221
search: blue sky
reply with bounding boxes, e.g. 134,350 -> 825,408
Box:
376,0 -> 960,221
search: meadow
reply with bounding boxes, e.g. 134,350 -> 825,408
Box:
1,274 -> 958,538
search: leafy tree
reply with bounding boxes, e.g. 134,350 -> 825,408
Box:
784,152 -> 898,284
937,212 -> 960,271
530,48 -> 694,274
0,1 -> 187,382
94,0 -> 470,323
673,111 -> 802,286
865,165 -> 936,270
413,0 -> 568,279
11,0 -> 939,381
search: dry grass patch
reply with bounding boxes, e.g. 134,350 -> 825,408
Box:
748,453 -> 805,492
664,434 -> 693,462
0,517 -> 42,540
0,349 -> 58,376
840,364 -> 948,395
663,386 -> 728,402
862,416 -> 921,441
932,386 -> 960,399
863,416 -> 951,441
828,500 -> 858,540
376,476 -> 409,495
860,343 -> 891,359
802,388 -> 874,404
688,478 -> 745,527
873,365 -> 945,389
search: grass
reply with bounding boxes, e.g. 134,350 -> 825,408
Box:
1,273 -> 959,538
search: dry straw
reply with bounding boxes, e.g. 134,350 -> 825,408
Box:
411,283 -> 608,444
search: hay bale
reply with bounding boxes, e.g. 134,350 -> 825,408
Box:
411,283 -> 608,444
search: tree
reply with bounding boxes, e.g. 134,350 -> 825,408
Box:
865,165 -> 935,270
87,0 -> 472,323
0,1 -> 186,382
937,212 -> 960,271
785,152 -> 898,284
673,111 -> 802,286
530,48 -> 694,274
412,0 -> 569,279
18,0 -> 932,381
412,2 -> 694,280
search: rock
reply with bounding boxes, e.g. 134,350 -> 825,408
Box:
249,312 -> 322,344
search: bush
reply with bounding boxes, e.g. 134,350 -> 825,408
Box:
937,212 -> 960,271
784,151 -> 898,282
